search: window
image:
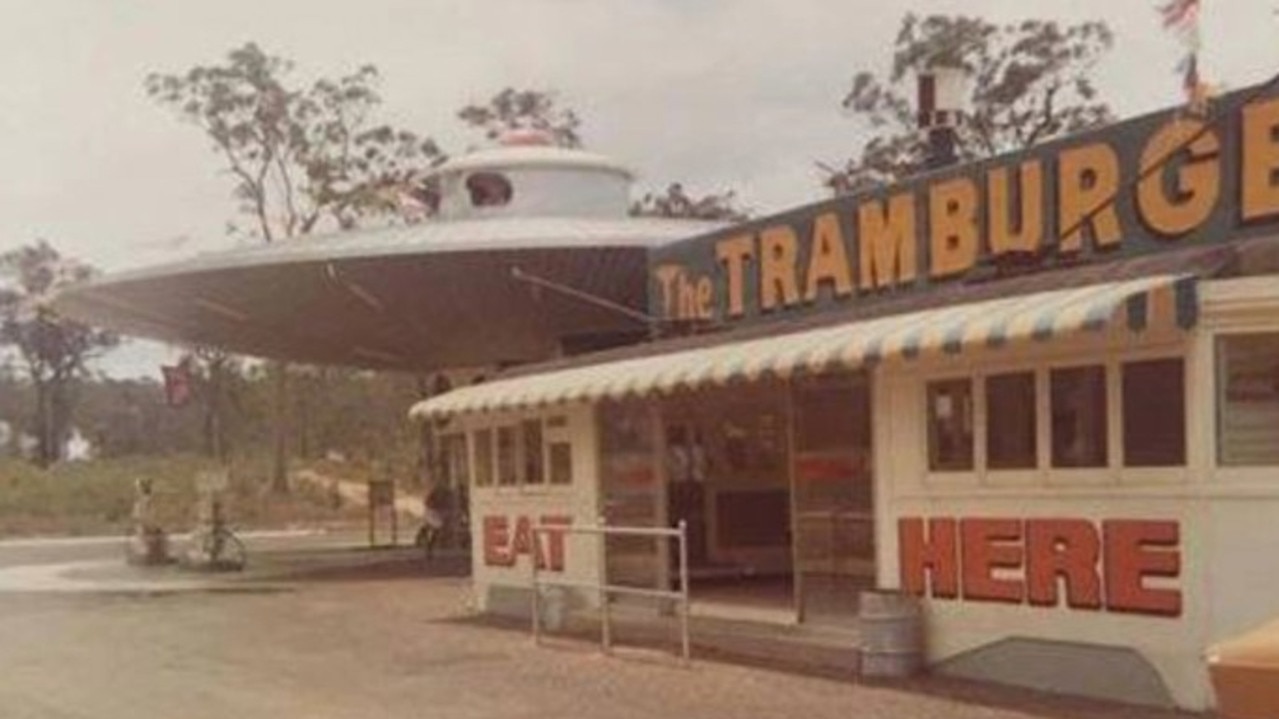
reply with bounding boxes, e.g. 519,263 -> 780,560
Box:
522,420 -> 544,485
927,379 -> 974,471
549,442 -> 573,485
986,372 -> 1037,469
1051,366 -> 1107,468
1218,333 -> 1279,465
440,433 -> 470,489
466,172 -> 513,207
1122,358 -> 1185,467
473,429 -> 494,487
496,426 -> 519,486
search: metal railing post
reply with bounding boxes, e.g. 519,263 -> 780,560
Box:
598,514 -> 611,653
526,522 -> 691,665
531,526 -> 541,645
678,519 -> 690,664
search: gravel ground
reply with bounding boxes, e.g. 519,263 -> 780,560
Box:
0,556 -> 1211,719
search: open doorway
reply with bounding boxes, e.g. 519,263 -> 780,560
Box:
596,372 -> 874,626
660,384 -> 794,621
792,372 -> 874,628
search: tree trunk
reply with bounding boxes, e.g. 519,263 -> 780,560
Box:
296,370 -> 311,461
50,379 -> 71,463
32,374 -> 71,468
270,360 -> 290,493
33,379 -> 52,468
205,357 -> 229,465
415,374 -> 432,488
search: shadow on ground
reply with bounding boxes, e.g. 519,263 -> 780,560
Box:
442,612 -> 1208,719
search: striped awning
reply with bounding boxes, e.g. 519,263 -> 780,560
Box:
411,274 -> 1198,419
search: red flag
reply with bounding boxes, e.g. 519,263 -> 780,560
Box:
1160,0 -> 1200,29
162,358 -> 193,408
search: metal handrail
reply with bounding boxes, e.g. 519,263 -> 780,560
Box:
530,518 -> 690,663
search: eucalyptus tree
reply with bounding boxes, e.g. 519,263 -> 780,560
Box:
630,183 -> 750,222
457,88 -> 583,148
0,241 -> 118,467
825,14 -> 1115,194
146,43 -> 444,490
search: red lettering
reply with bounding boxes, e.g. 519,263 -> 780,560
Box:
482,516 -> 514,567
898,515 -> 1181,618
1025,519 -> 1102,609
961,518 -> 1024,603
483,514 -> 573,572
512,516 -> 533,557
1103,520 -> 1182,617
899,517 -> 959,598
538,515 -> 573,571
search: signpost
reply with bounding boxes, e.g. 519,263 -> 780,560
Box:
367,479 -> 397,548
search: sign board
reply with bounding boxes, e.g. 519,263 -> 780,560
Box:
367,480 -> 395,508
899,516 -> 1182,617
650,82 -> 1279,327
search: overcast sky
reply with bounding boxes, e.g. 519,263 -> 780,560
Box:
3,0 -> 1279,377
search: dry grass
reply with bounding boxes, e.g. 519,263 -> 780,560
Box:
0,454 -> 366,537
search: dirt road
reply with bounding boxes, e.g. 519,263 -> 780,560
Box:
0,550 -> 1208,719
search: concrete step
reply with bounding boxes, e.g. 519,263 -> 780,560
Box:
561,604 -> 862,677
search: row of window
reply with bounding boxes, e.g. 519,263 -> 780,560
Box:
926,333 -> 1279,471
468,417 -> 573,488
452,335 -> 1278,486
926,358 -> 1186,472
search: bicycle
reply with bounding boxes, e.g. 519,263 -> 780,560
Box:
182,521 -> 247,572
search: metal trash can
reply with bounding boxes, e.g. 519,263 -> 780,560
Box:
539,586 -> 568,632
858,590 -> 924,678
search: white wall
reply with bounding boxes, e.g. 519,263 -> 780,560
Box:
438,167 -> 631,220
1197,277 -> 1279,657
452,403 -> 604,612
872,324 -> 1215,709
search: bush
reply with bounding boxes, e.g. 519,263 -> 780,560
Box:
0,454 -> 365,537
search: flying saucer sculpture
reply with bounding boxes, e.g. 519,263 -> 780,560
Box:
54,134 -> 717,372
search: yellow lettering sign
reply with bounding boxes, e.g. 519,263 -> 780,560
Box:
857,193 -> 918,291
1137,119 -> 1221,236
653,264 -> 683,319
1242,96 -> 1279,222
759,225 -> 801,311
803,212 -> 854,302
929,177 -> 980,279
714,234 -> 755,318
1058,142 -> 1122,252
987,161 -> 1044,255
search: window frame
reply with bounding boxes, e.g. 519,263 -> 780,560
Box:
1048,363 -> 1111,471
472,428 -> 494,488
1120,357 -> 1188,468
495,424 -> 520,487
984,370 -> 1039,471
916,346 -> 1189,484
521,419 -> 545,486
925,377 -> 976,473
468,414 -> 576,492
1214,331 -> 1279,468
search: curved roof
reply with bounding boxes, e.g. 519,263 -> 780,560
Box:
432,145 -> 634,179
94,215 -> 711,285
53,216 -> 722,372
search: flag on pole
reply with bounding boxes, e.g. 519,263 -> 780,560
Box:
162,357 -> 193,408
1160,0 -> 1200,29
1159,0 -> 1211,111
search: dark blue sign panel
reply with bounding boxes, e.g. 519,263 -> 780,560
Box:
649,81 -> 1279,326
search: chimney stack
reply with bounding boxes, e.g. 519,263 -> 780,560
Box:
917,65 -> 967,170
